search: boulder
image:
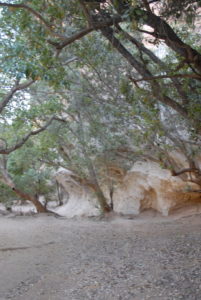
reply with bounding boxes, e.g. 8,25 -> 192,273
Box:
54,168 -> 100,217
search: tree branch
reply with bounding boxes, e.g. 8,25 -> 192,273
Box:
0,80 -> 35,114
52,27 -> 94,49
142,0 -> 152,12
0,2 -> 50,26
0,116 -> 55,154
0,2 -> 66,39
172,168 -> 200,176
50,16 -> 121,50
128,73 -> 201,83
141,10 -> 201,74
116,24 -> 190,105
111,3 -> 201,73
100,27 -> 188,117
78,0 -> 93,26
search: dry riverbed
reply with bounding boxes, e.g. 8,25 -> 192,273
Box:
0,208 -> 201,300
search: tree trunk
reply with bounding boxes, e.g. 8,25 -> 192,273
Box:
0,159 -> 48,213
56,180 -> 64,206
85,158 -> 112,213
115,24 -> 190,106
12,187 -> 48,213
144,10 -> 201,74
92,182 -> 112,213
101,27 -> 189,118
110,2 -> 201,73
71,174 -> 112,213
76,113 -> 112,214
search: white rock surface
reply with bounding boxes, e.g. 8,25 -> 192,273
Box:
113,161 -> 201,216
52,161 -> 201,218
54,168 -> 100,217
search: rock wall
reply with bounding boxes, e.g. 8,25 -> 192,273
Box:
54,160 -> 201,218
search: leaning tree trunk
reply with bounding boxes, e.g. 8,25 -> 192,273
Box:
84,156 -> 112,213
12,187 -> 48,213
76,112 -> 112,214
70,173 -> 112,213
92,181 -> 112,213
0,157 -> 48,213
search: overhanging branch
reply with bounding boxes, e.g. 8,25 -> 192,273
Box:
172,168 -> 200,176
0,116 -> 55,154
0,2 -> 66,39
128,73 -> 201,83
0,80 -> 35,114
0,2 -> 50,27
52,16 -> 122,50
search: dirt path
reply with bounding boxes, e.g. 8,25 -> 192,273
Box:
0,210 -> 201,300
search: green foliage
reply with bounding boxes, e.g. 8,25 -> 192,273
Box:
7,141 -> 54,197
0,183 -> 15,204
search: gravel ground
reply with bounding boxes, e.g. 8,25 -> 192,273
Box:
0,209 -> 201,300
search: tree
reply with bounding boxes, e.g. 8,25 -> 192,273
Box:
0,77 -> 57,212
0,0 -> 200,214
34,52 -> 137,213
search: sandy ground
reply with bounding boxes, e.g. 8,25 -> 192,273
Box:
0,208 -> 201,300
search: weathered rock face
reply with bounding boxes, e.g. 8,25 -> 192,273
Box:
54,158 -> 201,218
113,161 -> 201,216
54,168 -> 100,217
